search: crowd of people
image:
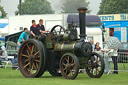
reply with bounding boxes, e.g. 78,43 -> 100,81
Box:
90,39 -> 118,74
19,19 -> 46,44
90,39 -> 101,52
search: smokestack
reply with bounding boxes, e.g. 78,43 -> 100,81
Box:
19,0 -> 22,15
77,7 -> 87,41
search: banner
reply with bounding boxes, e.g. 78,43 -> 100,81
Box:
99,14 -> 128,21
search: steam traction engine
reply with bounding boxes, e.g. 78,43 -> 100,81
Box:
18,7 -> 105,80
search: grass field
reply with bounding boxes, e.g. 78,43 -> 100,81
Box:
0,68 -> 128,85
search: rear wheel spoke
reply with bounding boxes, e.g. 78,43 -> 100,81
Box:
24,62 -> 30,68
35,60 -> 40,62
36,62 -> 39,69
33,63 -> 37,71
30,65 -> 34,74
27,45 -> 32,53
34,51 -> 39,56
27,50 -> 30,56
31,45 -> 34,55
22,54 -> 29,57
25,59 -> 29,62
70,70 -> 73,76
29,63 -> 31,71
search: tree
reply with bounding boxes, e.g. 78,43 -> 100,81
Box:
97,0 -> 107,14
0,5 -> 7,18
98,0 -> 128,14
61,0 -> 91,13
15,0 -> 54,15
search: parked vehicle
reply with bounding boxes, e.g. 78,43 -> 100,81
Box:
0,37 -> 5,46
118,42 -> 128,63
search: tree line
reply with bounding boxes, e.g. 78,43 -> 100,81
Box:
0,0 -> 128,18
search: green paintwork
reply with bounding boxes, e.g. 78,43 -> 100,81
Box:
44,34 -> 53,49
63,34 -> 69,41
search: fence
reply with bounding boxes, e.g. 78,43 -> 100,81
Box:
103,52 -> 128,74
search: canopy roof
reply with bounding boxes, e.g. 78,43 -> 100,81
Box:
67,15 -> 102,26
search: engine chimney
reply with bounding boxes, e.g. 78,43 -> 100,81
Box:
77,7 -> 87,41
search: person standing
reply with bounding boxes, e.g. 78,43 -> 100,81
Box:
37,19 -> 45,34
103,45 -> 111,74
19,28 -> 28,44
0,46 -> 8,68
30,20 -> 40,38
110,49 -> 118,74
90,40 -> 95,52
103,45 -> 118,74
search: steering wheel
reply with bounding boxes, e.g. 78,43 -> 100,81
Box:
51,25 -> 65,35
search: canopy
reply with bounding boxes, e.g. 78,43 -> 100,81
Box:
67,15 -> 102,26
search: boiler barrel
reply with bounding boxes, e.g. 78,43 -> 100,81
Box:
54,42 -> 76,51
53,41 -> 92,58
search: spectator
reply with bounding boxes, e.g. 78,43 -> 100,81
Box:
94,42 -> 101,52
37,19 -> 46,34
19,28 -> 28,44
0,46 -> 8,68
30,20 -> 40,38
90,39 -> 95,52
103,45 -> 118,74
103,45 -> 111,74
12,54 -> 18,70
110,49 -> 118,74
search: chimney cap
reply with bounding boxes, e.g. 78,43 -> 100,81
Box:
77,7 -> 87,13
77,7 -> 87,10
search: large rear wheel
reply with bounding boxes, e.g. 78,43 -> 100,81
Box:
18,39 -> 47,78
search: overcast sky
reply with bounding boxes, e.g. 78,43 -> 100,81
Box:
0,0 -> 101,16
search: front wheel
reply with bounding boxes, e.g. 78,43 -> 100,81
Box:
60,53 -> 79,80
86,52 -> 105,78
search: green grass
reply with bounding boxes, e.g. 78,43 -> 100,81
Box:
0,68 -> 128,85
